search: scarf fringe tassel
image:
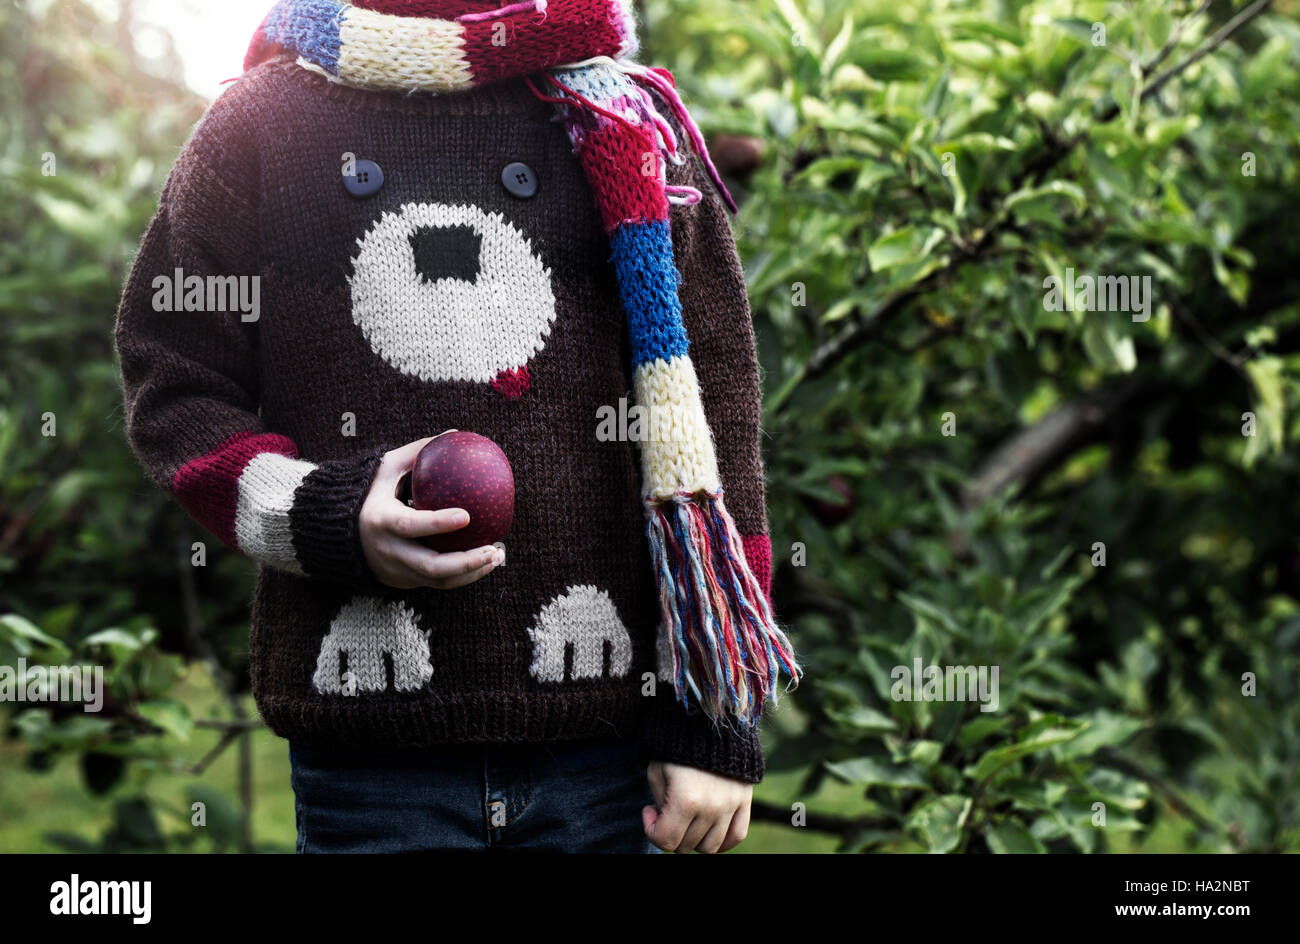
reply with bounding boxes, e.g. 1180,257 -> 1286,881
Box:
647,490 -> 800,726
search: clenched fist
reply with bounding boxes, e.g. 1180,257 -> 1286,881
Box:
643,761 -> 753,853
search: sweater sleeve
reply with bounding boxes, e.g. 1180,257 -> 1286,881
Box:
114,80 -> 386,591
637,146 -> 774,785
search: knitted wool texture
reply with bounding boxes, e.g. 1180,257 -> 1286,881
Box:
115,6 -> 784,780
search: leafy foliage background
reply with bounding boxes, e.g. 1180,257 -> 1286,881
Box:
2,0 -> 1298,852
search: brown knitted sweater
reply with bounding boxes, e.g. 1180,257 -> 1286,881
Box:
114,56 -> 771,782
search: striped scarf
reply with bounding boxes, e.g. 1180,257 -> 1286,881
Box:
244,0 -> 799,725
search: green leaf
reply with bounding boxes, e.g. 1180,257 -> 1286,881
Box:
908,740 -> 944,768
922,69 -> 950,119
0,613 -> 69,659
897,591 -> 967,639
1244,355 -> 1285,465
82,627 -> 146,650
867,227 -> 918,271
1051,18 -> 1097,44
1056,710 -> 1144,759
970,718 -> 1085,782
986,820 -> 1047,853
184,784 -> 241,850
1085,768 -> 1151,813
1081,320 -> 1137,373
825,757 -> 929,789
792,156 -> 862,187
1004,180 -> 1087,215
934,132 -> 1018,154
852,47 -> 933,83
956,715 -> 1011,749
907,794 -> 972,853
855,161 -> 900,194
823,13 -> 853,73
135,697 -> 194,741
825,704 -> 900,734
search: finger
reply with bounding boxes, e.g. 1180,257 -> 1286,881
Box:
719,801 -> 751,853
696,815 -> 732,855
641,764 -> 668,846
433,555 -> 503,590
641,804 -> 659,840
375,562 -> 434,590
380,545 -> 501,589
677,811 -> 714,854
374,437 -> 436,488
648,801 -> 692,854
391,542 -> 503,582
379,505 -> 471,540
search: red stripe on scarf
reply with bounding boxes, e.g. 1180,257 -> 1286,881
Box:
459,2 -> 625,84
350,0 -> 529,14
740,534 -> 772,607
244,8 -> 285,72
575,122 -> 669,231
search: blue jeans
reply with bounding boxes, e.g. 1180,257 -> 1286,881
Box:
289,737 -> 659,853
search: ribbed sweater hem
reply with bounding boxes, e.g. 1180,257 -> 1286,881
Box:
256,687 -> 645,751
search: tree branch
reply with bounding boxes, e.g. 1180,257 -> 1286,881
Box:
1142,0 -> 1272,103
963,378 -> 1147,507
1142,0 -> 1212,78
1097,748 -> 1215,832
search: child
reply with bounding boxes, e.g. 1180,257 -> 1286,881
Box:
114,0 -> 798,853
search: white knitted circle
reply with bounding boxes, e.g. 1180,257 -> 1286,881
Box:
349,202 -> 556,383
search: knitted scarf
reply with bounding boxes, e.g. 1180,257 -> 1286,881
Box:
244,0 -> 799,725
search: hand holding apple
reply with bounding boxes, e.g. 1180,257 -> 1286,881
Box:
409,431 -> 515,553
358,434 -> 506,590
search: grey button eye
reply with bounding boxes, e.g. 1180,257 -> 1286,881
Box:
343,159 -> 384,198
501,161 -> 537,199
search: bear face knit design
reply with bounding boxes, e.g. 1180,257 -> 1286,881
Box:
114,55 -> 775,781
348,202 -> 557,384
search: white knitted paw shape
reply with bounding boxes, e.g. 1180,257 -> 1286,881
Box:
313,597 -> 432,694
348,201 -> 556,384
528,584 -> 632,683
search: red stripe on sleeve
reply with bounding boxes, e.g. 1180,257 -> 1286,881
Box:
171,432 -> 299,549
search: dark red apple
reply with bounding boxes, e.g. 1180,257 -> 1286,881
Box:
410,432 -> 515,553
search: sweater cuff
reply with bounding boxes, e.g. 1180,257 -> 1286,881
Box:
288,445 -> 389,592
639,692 -> 765,784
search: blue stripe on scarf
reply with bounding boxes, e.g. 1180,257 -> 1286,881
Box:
608,221 -> 690,367
263,0 -> 344,75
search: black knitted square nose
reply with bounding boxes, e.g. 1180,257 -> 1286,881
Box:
409,223 -> 481,284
